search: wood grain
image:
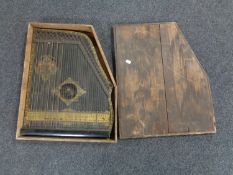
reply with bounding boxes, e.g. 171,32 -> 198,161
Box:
114,22 -> 216,138
160,23 -> 216,133
114,24 -> 168,138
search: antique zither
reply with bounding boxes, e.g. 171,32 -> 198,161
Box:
17,25 -> 115,139
17,22 -> 215,143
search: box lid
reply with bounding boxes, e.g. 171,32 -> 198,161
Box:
114,22 -> 216,139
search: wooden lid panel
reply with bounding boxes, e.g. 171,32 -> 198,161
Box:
114,22 -> 216,139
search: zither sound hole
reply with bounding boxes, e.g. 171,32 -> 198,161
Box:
60,83 -> 77,100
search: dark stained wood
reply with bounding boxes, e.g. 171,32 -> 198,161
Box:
16,23 -> 117,143
114,24 -> 168,138
114,22 -> 216,139
160,23 -> 216,134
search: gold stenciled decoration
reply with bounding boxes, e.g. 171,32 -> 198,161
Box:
35,55 -> 57,80
25,111 -> 110,125
53,77 -> 86,106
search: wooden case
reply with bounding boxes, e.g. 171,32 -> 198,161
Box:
16,22 -> 117,143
